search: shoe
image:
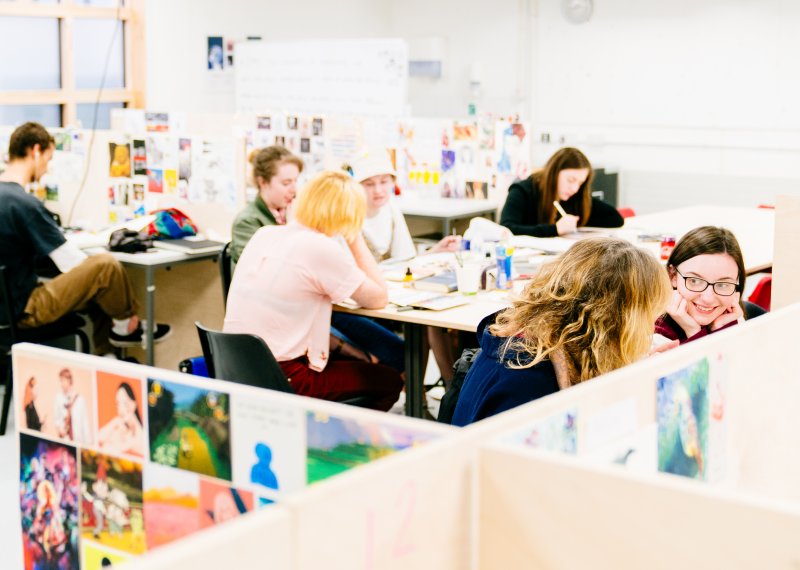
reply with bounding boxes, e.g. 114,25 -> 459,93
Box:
110,323 -> 171,348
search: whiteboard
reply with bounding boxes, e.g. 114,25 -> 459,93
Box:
235,39 -> 408,117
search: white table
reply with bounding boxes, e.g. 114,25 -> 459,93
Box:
396,197 -> 498,236
336,289 -> 510,419
626,205 -> 774,274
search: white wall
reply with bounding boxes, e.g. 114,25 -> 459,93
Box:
145,0 -> 800,213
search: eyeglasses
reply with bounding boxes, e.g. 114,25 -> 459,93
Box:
675,269 -> 738,296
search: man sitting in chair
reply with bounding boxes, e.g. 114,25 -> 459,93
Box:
0,122 -> 170,354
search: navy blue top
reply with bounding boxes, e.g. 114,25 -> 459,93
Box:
0,181 -> 65,318
451,313 -> 560,426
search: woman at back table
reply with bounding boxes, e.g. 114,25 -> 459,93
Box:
499,147 -> 623,237
224,171 -> 403,411
451,237 -> 671,426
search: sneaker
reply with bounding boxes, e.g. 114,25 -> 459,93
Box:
109,323 -> 171,348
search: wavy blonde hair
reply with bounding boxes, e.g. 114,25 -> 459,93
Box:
293,170 -> 366,241
491,237 -> 671,383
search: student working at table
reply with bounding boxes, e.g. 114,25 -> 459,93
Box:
499,147 -> 624,237
451,237 -> 672,426
230,146 -> 404,372
224,171 -> 403,411
0,122 -> 170,355
347,149 -> 461,387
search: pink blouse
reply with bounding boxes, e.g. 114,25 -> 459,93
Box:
224,222 -> 365,371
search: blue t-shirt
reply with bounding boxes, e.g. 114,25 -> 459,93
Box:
451,313 -> 560,426
0,181 -> 66,318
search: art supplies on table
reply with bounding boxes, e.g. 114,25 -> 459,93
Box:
411,271 -> 458,293
388,288 -> 469,311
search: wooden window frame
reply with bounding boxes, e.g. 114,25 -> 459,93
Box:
0,0 -> 145,126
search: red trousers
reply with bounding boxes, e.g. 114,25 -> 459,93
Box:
279,356 -> 403,412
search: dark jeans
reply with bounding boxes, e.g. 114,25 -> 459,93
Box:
331,312 -> 405,373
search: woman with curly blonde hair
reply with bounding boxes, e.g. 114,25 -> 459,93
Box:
451,237 -> 672,426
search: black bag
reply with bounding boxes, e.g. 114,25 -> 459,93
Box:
108,228 -> 153,253
437,347 -> 481,424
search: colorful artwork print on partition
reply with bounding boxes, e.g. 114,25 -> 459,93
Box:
199,479 -> 254,529
142,464 -> 200,549
80,450 -> 145,554
20,433 -> 80,570
505,409 -> 578,454
96,372 -> 145,458
306,412 -> 439,484
81,542 -> 129,570
147,379 -> 232,481
656,357 -> 709,481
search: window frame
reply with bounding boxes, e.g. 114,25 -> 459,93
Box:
0,0 -> 145,126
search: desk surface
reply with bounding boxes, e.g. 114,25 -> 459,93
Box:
396,197 -> 498,219
626,205 -> 774,274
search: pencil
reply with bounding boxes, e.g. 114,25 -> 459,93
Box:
553,201 -> 569,218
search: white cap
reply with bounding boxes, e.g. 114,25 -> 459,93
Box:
349,148 -> 395,182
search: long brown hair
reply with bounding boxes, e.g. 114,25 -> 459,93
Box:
491,238 -> 671,384
533,147 -> 593,225
667,226 -> 746,314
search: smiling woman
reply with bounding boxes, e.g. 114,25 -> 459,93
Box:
655,226 -> 747,344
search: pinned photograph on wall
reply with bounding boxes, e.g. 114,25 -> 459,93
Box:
274,135 -> 285,148
80,450 -> 145,554
145,137 -> 164,168
300,137 -> 311,153
231,399 -> 305,495
15,355 -> 95,446
81,542 -> 129,570
464,180 -> 487,200
225,38 -> 235,67
188,139 -> 237,207
207,36 -> 224,70
307,412 -> 440,485
287,116 -> 298,130
199,479 -> 253,529
657,357 -> 709,480
312,117 -> 323,137
147,169 -> 163,194
132,139 -> 147,175
441,149 -> 456,172
20,433 -> 79,570
109,142 -> 132,178
143,463 -> 200,549
96,372 -> 145,458
147,378 -> 232,480
178,138 -> 192,181
504,409 -> 578,454
44,181 -> 59,202
164,169 -> 178,194
132,182 -> 145,203
145,112 -> 169,133
453,123 -> 478,141
256,115 -> 271,130
54,131 -> 71,152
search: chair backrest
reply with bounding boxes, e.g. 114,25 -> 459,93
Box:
747,274 -> 772,312
219,242 -> 233,305
0,266 -> 19,350
743,300 -> 767,320
195,322 -> 293,394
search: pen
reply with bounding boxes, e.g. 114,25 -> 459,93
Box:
553,201 -> 569,218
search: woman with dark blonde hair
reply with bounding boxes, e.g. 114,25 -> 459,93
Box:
500,147 -> 623,237
656,226 -> 746,344
451,238 -> 671,426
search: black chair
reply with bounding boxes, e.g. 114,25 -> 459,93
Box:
743,300 -> 767,320
219,242 -> 233,305
1,266 -> 90,435
195,321 -> 293,393
195,322 -> 372,407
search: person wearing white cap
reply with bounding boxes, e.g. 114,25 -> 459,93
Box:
347,149 -> 461,388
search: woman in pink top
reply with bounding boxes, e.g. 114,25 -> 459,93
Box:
224,171 -> 403,411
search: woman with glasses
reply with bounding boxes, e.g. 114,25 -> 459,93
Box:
655,226 -> 746,344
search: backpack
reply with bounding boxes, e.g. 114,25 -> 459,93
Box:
108,228 -> 153,254
144,208 -> 198,240
437,347 -> 481,424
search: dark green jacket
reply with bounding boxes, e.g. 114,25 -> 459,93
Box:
230,195 -> 277,267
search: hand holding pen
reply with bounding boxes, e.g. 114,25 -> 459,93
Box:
553,200 -> 579,235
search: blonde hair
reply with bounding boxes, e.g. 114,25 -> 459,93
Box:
492,237 -> 671,383
293,171 -> 366,241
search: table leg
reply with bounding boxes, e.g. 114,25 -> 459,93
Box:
442,219 -> 451,237
403,322 -> 426,419
145,267 -> 155,366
